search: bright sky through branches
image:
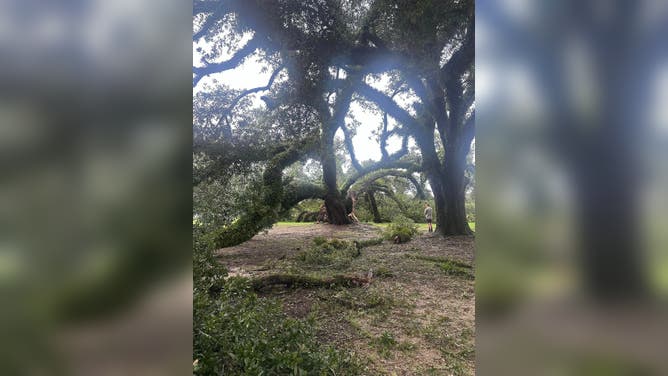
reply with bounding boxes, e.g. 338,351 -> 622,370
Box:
193,38 -> 407,163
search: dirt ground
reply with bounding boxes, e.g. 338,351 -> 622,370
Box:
216,222 -> 475,375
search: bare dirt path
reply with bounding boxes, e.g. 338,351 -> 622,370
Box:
216,223 -> 475,375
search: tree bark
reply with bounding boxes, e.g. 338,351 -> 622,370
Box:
441,145 -> 473,235
321,127 -> 350,225
416,127 -> 472,236
319,75 -> 358,225
571,140 -> 647,299
427,173 -> 447,235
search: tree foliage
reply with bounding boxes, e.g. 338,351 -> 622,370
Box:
193,0 -> 475,247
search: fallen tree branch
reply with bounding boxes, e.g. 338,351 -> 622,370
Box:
250,274 -> 371,291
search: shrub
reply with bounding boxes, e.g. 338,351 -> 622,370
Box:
296,238 -> 360,269
313,236 -> 327,246
383,220 -> 419,243
193,226 -> 227,295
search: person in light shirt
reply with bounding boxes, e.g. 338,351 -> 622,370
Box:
424,202 -> 433,233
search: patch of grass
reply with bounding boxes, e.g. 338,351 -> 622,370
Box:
371,222 -> 475,232
313,236 -> 327,245
407,254 -> 471,268
439,338 -> 475,376
331,289 -> 394,310
442,355 -> 467,376
373,266 -> 394,278
421,323 -> 453,348
397,341 -> 417,352
356,237 -> 384,248
439,260 -> 475,280
274,221 -> 313,227
417,317 -> 474,376
369,222 -> 390,228
369,331 -> 416,359
371,331 -> 397,359
399,318 -> 423,337
404,254 -> 474,279
425,366 -> 449,375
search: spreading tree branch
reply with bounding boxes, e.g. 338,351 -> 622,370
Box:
440,20 -> 474,129
221,64 -> 285,119
379,86 -> 407,159
355,81 -> 422,131
340,159 -> 421,194
193,36 -> 263,87
340,121 -> 362,171
380,111 -> 390,159
352,168 -> 426,200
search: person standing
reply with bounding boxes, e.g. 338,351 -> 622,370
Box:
424,202 -> 433,232
317,203 -> 328,224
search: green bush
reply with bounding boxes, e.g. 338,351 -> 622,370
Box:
295,238 -> 360,269
312,236 -> 327,246
383,220 -> 419,243
193,226 -> 227,295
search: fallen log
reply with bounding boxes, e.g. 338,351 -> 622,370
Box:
250,273 -> 371,291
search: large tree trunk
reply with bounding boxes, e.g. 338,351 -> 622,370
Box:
423,151 -> 472,236
321,125 -> 350,225
428,175 -> 448,235
416,123 -> 471,236
319,77 -> 358,225
571,137 -> 646,299
441,146 -> 473,235
324,193 -> 350,224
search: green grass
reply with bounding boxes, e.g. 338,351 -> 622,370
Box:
275,221 -> 314,227
276,221 -> 476,232
438,260 -> 474,279
371,222 -> 475,232
369,331 -> 415,359
404,254 -> 474,279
